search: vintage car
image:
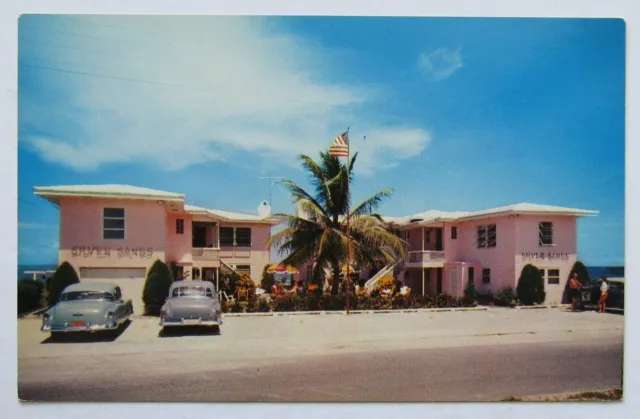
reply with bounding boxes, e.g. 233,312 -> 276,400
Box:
159,280 -> 222,334
41,282 -> 134,335
581,279 -> 625,310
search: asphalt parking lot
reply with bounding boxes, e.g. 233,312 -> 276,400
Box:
18,308 -> 624,401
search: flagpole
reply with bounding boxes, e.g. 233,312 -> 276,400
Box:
345,127 -> 351,316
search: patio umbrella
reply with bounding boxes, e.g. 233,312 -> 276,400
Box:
267,263 -> 299,274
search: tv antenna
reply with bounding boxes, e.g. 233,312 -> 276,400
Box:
258,176 -> 284,207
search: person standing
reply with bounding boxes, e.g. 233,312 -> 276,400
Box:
568,273 -> 582,312
598,277 -> 609,313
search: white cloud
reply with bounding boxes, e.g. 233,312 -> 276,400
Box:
19,16 -> 431,175
417,47 -> 463,81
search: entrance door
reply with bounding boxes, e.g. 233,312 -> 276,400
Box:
468,267 -> 475,284
436,268 -> 443,294
450,269 -> 458,297
436,228 -> 443,251
192,224 -> 207,248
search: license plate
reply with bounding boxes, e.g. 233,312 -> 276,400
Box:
183,319 -> 200,325
71,321 -> 86,327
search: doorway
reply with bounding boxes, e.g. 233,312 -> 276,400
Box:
436,268 -> 443,294
436,228 -> 443,251
192,224 -> 207,248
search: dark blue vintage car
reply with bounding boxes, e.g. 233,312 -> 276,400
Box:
580,279 -> 624,310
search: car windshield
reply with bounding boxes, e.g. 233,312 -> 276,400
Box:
61,291 -> 115,301
171,286 -> 213,298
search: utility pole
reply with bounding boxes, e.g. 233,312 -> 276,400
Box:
258,176 -> 284,207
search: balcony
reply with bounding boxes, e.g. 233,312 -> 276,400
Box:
192,247 -> 221,265
405,250 -> 446,268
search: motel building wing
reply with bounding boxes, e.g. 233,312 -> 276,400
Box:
34,184 -> 281,313
385,203 -> 598,305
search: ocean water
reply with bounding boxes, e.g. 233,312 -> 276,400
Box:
586,266 -> 625,280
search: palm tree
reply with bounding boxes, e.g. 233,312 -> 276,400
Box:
268,152 -> 408,295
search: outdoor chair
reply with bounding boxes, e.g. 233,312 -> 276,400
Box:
221,290 -> 236,303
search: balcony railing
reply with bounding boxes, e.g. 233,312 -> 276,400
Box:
407,250 -> 446,264
192,247 -> 221,262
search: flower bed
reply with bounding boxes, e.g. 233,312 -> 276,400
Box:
222,293 -> 477,313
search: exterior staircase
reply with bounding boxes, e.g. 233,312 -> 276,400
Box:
364,263 -> 397,292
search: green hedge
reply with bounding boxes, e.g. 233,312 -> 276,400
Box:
47,262 -> 80,306
222,293 -> 476,313
517,264 -> 546,305
142,259 -> 174,315
18,279 -> 45,314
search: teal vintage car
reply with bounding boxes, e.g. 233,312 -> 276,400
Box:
41,282 -> 133,336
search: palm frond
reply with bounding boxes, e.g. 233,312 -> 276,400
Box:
300,154 -> 335,211
348,188 -> 395,219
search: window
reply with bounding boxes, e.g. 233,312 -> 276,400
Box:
103,208 -> 125,240
220,227 -> 235,247
451,226 -> 458,240
540,268 -> 560,285
235,265 -> 251,275
425,229 -> 431,243
235,228 -> 252,247
539,222 -> 554,246
219,227 -> 252,247
477,224 -> 497,248
176,218 -> 184,234
482,268 -> 491,284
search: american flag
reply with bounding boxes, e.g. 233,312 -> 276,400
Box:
328,131 -> 349,158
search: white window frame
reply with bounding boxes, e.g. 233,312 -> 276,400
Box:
539,222 -> 555,247
103,208 -> 125,241
482,268 -> 491,284
219,227 -> 252,247
477,224 -> 497,248
540,268 -> 560,285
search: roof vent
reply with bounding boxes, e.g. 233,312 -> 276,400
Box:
257,200 -> 271,217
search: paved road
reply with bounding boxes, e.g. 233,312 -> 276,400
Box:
19,337 -> 622,402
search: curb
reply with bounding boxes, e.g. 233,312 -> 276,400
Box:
516,304 -> 571,310
220,306 -> 488,317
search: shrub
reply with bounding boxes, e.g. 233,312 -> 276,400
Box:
356,295 -> 374,310
372,275 -> 397,297
142,259 -> 174,315
272,294 -> 302,312
494,286 -> 517,307
517,264 -> 546,305
463,281 -> 478,304
476,291 -> 494,306
322,294 -> 347,311
261,264 -> 275,292
18,279 -> 45,314
47,262 -> 80,306
228,300 -> 244,313
235,273 -> 256,301
568,260 -> 592,285
303,294 -> 323,311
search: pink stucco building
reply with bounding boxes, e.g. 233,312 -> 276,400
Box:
385,204 -> 597,304
34,185 -> 280,312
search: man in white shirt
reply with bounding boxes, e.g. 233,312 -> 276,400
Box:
598,277 -> 609,313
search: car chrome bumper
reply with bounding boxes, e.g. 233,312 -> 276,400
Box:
160,318 -> 222,327
42,323 -> 119,333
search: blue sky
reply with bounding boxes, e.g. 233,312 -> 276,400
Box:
17,16 -> 625,267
